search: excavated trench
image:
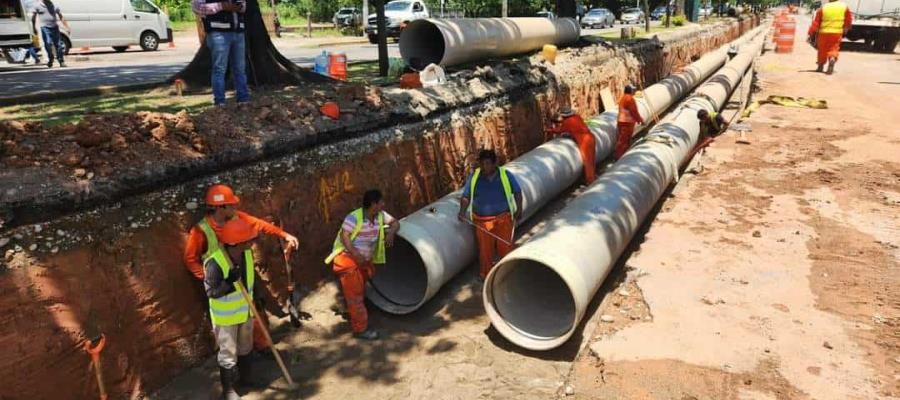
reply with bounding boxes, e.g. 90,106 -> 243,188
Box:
0,17 -> 758,399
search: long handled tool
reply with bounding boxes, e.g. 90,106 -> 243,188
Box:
459,216 -> 516,247
83,334 -> 108,400
235,281 -> 297,388
278,220 -> 304,328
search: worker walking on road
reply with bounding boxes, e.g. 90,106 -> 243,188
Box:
808,0 -> 852,74
31,0 -> 71,68
203,218 -> 260,400
616,85 -> 645,160
547,107 -> 597,185
184,184 -> 299,356
325,189 -> 399,340
458,149 -> 523,280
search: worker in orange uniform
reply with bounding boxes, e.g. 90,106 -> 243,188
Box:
808,0 -> 852,74
183,184 -> 299,357
203,218 -> 259,399
547,107 -> 597,185
458,149 -> 523,280
616,84 -> 645,160
325,189 -> 400,340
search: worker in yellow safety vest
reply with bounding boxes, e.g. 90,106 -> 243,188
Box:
808,0 -> 852,74
325,189 -> 400,340
457,149 -> 523,280
203,218 -> 259,400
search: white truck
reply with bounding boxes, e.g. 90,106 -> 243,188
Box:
365,0 -> 429,44
843,0 -> 900,52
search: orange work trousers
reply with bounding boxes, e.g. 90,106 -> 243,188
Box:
816,33 -> 842,65
576,135 -> 597,184
333,253 -> 375,333
473,212 -> 514,279
615,122 -> 636,160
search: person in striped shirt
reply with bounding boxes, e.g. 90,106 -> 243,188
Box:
326,189 -> 400,340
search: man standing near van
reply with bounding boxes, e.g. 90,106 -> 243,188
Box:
31,0 -> 70,68
192,0 -> 250,106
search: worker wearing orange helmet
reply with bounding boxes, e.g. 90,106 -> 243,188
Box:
615,84 -> 645,160
183,184 -> 299,356
204,218 -> 259,400
547,107 -> 597,185
808,0 -> 852,74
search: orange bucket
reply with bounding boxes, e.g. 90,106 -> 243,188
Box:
328,52 -> 347,81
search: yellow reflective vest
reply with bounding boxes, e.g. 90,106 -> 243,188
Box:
324,208 -> 387,265
204,248 -> 255,326
820,2 -> 848,34
467,167 -> 517,219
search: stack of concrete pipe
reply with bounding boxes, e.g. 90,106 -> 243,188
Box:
483,25 -> 769,351
367,24 -> 767,316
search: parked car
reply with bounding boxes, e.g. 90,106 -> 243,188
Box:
581,8 -> 614,29
43,0 -> 173,54
0,0 -> 32,52
366,0 -> 429,44
699,6 -> 713,16
332,7 -> 361,27
620,7 -> 645,24
651,6 -> 667,20
536,10 -> 556,19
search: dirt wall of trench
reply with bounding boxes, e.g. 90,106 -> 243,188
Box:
0,17 -> 759,400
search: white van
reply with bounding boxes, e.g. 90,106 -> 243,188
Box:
0,0 -> 32,50
40,0 -> 173,53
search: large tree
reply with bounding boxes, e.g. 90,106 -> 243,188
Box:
175,0 -> 328,87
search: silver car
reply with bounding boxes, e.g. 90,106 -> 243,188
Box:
620,7 -> 645,24
581,8 -> 615,29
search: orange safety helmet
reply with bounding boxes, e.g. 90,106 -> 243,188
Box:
319,102 -> 340,120
206,184 -> 240,206
220,219 -> 258,245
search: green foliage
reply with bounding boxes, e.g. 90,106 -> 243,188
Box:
663,14 -> 686,25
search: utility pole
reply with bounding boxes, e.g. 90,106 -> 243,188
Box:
502,0 -> 508,17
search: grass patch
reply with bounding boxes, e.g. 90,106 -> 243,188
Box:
345,61 -> 397,86
0,88 -> 212,127
170,19 -> 198,32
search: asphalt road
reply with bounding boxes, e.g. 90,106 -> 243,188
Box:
0,21 -> 659,99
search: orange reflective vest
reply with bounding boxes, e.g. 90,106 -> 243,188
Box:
820,2 -> 848,34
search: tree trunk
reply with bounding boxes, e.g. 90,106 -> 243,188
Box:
175,0 -> 327,87
676,0 -> 685,15
643,0 -> 651,32
375,0 -> 389,77
556,0 -> 577,18
665,1 -> 671,27
502,0 -> 508,17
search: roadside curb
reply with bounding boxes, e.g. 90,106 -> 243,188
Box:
0,81 -> 167,107
312,38 -> 370,48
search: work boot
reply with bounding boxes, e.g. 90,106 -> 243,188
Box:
219,366 -> 241,400
815,63 -> 824,72
237,355 -> 267,389
826,58 -> 836,75
59,62 -> 68,68
46,61 -> 53,68
353,328 -> 379,340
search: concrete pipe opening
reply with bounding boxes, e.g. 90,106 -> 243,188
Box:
399,20 -> 446,70
367,237 -> 429,312
485,258 -> 576,349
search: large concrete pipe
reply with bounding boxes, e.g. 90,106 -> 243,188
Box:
398,18 -> 580,69
368,25 -> 766,315
482,27 -> 768,351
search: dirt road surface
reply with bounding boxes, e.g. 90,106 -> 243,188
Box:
572,16 -> 900,400
153,16 -> 899,400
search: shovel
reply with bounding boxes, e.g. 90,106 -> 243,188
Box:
235,281 -> 297,389
281,242 -> 305,328
83,334 -> 108,400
